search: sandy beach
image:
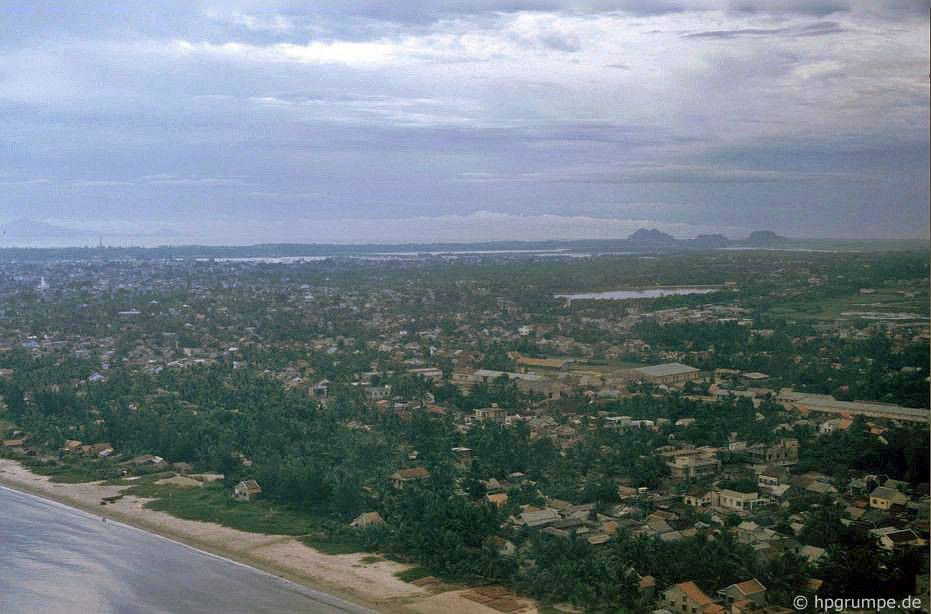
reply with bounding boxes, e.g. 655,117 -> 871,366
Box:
0,458 -> 532,614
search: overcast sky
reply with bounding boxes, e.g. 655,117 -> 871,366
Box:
0,1 -> 927,245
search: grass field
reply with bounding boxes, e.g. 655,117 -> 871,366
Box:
125,479 -> 316,535
24,459 -> 105,483
769,289 -> 929,321
395,566 -> 433,582
299,534 -> 366,555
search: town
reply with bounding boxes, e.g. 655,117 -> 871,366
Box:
0,246 -> 928,613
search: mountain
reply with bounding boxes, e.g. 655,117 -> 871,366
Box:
692,233 -> 728,247
746,230 -> 789,246
0,218 -> 91,239
627,228 -> 676,243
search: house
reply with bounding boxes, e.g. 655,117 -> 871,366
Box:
312,379 -> 330,397
798,545 -> 826,564
363,385 -> 392,402
391,466 -> 431,489
875,528 -> 923,551
80,442 -> 113,457
718,579 -> 767,606
350,511 -> 385,529
408,367 -> 443,380
757,465 -> 790,486
451,446 -> 473,469
473,405 -> 507,424
636,363 -> 702,386
662,581 -> 726,614
518,508 -> 560,528
684,486 -> 711,507
712,489 -> 767,513
486,492 -> 509,507
233,479 -> 262,502
869,485 -> 908,510
62,439 -> 83,453
667,450 -> 721,480
747,439 -> 799,465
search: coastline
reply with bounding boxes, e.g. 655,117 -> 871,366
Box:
0,458 -> 514,614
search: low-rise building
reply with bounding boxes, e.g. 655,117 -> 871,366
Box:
718,579 -> 767,606
391,466 -> 431,489
636,362 -> 702,386
473,405 -> 507,424
233,479 -> 262,502
712,489 -> 768,513
747,439 -> 799,465
869,485 -> 908,510
662,581 -> 726,614
667,450 -> 721,480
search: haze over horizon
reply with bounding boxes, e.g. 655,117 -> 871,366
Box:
0,1 -> 928,246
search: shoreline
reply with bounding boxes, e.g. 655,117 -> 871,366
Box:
0,458 -> 512,614
0,483 -> 372,613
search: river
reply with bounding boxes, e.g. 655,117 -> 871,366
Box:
0,486 -> 372,614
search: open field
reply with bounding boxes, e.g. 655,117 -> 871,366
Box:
768,289 -> 929,321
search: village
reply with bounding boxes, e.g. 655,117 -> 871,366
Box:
0,249 -> 928,612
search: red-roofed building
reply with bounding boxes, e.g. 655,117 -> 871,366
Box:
662,581 -> 726,614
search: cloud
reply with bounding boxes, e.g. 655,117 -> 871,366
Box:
0,2 -> 925,241
682,20 -> 847,38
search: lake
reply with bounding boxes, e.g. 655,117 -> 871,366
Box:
556,287 -> 720,300
0,486 -> 371,614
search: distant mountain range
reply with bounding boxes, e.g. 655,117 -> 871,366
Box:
0,218 -> 93,239
625,227 -> 788,246
747,230 -> 789,245
626,228 -> 676,243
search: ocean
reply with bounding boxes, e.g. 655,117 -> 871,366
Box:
0,486 -> 372,614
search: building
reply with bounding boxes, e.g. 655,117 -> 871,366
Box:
391,466 -> 431,489
515,355 -> 569,371
350,511 -> 385,529
363,385 -> 392,402
518,508 -> 560,528
453,368 -> 546,395
876,528 -> 923,551
747,439 -> 799,465
662,581 -> 726,614
233,479 -> 262,502
869,485 -> 908,510
712,489 -> 768,513
473,405 -> 507,424
718,579 -> 767,606
452,446 -> 474,469
635,363 -> 702,386
486,492 -> 509,507
684,486 -> 712,507
408,367 -> 443,381
667,451 -> 722,480
778,389 -> 929,424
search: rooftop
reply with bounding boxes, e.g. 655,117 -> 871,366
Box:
637,362 -> 700,377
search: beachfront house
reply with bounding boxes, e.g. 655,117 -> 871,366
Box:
233,479 -> 263,502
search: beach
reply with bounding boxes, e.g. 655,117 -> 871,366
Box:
0,458 -> 528,613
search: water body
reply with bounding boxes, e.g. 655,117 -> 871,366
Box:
0,486 -> 371,614
556,287 -> 719,301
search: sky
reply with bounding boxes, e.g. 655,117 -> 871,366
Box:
0,1 -> 928,245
